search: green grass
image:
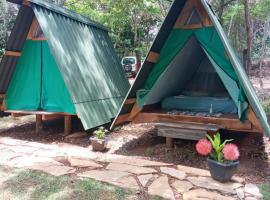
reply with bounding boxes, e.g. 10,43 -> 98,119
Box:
260,181 -> 270,200
0,166 -> 132,200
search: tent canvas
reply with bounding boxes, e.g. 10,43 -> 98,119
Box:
111,0 -> 270,137
0,0 -> 130,130
5,40 -> 76,114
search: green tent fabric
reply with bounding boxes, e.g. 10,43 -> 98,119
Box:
137,27 -> 247,119
5,41 -> 42,111
5,40 -> 76,114
41,42 -> 76,114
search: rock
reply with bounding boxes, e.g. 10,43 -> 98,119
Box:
232,176 -> 245,184
183,189 -> 237,200
106,163 -> 157,174
187,176 -> 242,194
138,174 -> 157,187
245,197 -> 258,200
6,156 -> 63,168
244,184 -> 263,198
68,157 -> 103,168
78,170 -> 139,190
148,176 -> 175,200
102,155 -> 172,167
171,180 -> 193,194
65,132 -> 88,139
160,167 -> 186,180
177,165 -> 210,177
31,163 -> 76,176
236,188 -> 245,200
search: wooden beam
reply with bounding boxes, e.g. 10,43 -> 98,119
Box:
114,113 -> 130,125
42,114 -> 63,121
64,115 -> 72,136
4,51 -> 21,57
174,0 -> 212,29
31,37 -> 47,41
124,98 -> 136,105
36,114 -> 43,133
128,103 -> 142,121
166,137 -> 174,149
247,107 -> 263,132
133,112 -> 253,132
5,110 -> 76,116
147,52 -> 160,63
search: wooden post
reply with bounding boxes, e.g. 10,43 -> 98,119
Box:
36,114 -> 43,133
166,137 -> 174,149
64,115 -> 72,136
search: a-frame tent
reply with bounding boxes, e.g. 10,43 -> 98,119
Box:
0,0 -> 130,132
111,0 -> 270,138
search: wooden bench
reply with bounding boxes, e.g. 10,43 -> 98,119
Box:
155,121 -> 222,148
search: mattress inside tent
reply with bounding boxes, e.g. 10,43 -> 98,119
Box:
161,95 -> 237,114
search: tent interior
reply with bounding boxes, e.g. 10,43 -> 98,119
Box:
4,18 -> 76,115
142,36 -> 238,117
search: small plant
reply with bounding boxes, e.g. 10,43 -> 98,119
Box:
196,132 -> 240,182
196,132 -> 240,163
93,127 -> 108,140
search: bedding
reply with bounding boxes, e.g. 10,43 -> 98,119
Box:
161,95 -> 237,114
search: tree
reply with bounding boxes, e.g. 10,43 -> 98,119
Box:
244,0 -> 252,75
0,1 -> 18,60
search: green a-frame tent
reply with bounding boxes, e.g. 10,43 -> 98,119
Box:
112,0 -> 270,138
0,0 -> 130,131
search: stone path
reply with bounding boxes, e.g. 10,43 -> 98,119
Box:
0,136 -> 263,200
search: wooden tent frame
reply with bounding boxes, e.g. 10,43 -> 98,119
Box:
113,0 -> 263,137
1,14 -> 76,136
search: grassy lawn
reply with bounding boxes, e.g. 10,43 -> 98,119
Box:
0,166 -> 133,200
260,181 -> 270,200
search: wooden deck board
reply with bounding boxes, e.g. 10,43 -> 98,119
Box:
133,111 -> 255,132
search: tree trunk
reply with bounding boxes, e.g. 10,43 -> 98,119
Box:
244,0 -> 252,75
259,23 -> 267,89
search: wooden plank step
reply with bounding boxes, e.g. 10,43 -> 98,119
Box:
158,127 -> 207,141
155,121 -> 222,132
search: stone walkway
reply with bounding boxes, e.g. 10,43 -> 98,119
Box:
0,137 -> 263,200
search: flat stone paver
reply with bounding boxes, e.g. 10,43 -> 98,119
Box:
187,176 -> 242,195
138,174 -> 157,187
148,176 -> 175,200
171,180 -> 193,194
31,163 -> 76,176
106,163 -> 157,175
177,165 -> 210,177
183,189 -> 237,200
244,183 -> 263,198
160,167 -> 186,180
6,156 -> 63,168
77,170 -> 139,190
68,157 -> 103,168
0,136 -> 262,200
101,155 -> 172,167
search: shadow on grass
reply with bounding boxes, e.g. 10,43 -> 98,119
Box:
0,166 -> 129,200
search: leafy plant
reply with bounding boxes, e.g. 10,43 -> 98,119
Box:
206,133 -> 233,163
93,127 -> 108,140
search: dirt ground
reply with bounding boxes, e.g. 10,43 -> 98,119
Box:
0,116 -> 270,185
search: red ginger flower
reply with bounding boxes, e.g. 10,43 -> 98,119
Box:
196,139 -> 212,156
222,144 -> 240,161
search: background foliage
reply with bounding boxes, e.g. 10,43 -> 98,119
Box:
1,0 -> 270,67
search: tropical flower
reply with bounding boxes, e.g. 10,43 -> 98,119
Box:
196,139 -> 212,156
222,144 -> 240,161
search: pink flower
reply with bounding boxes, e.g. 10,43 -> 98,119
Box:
196,139 -> 212,156
222,144 -> 240,161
